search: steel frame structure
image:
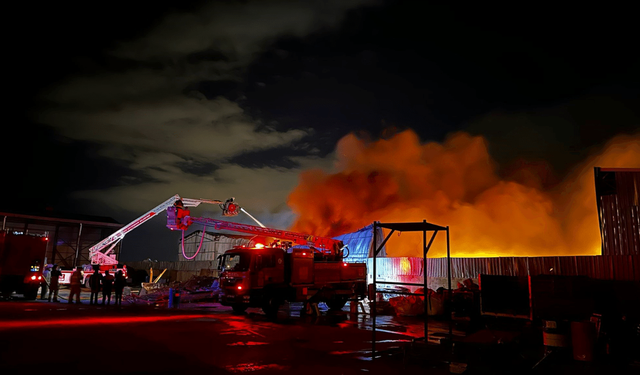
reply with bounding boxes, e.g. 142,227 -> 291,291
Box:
370,220 -> 452,360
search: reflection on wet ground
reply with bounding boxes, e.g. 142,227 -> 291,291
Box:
2,298 -> 460,374
225,362 -> 290,373
233,301 -> 464,342
227,341 -> 269,346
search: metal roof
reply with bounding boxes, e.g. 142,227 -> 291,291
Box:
0,209 -> 122,228
375,221 -> 447,232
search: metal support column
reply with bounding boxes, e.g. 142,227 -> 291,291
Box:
447,226 -> 452,339
372,221 -> 377,360
423,221 -> 427,343
74,223 -> 83,268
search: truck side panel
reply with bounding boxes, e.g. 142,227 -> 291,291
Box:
313,262 -> 342,283
340,263 -> 366,281
0,233 -> 47,298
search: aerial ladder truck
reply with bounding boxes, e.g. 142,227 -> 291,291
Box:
167,201 -> 367,315
59,194 -> 240,286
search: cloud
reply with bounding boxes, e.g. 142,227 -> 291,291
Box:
112,0 -> 378,63
31,0 -> 380,232
38,96 -> 310,164
71,153 -> 335,223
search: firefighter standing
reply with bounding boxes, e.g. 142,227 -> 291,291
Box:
113,270 -> 126,306
89,266 -> 103,305
48,265 -> 61,302
40,265 -> 51,300
68,268 -> 82,304
101,269 -> 115,305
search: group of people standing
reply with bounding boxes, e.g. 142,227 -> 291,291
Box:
87,268 -> 126,306
40,265 -> 126,306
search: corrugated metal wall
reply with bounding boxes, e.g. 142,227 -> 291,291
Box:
125,260 -> 220,283
595,168 -> 640,256
369,255 -> 640,283
176,231 -> 253,262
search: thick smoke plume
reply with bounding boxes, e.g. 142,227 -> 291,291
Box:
287,130 -> 639,258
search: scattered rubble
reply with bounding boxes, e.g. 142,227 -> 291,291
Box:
125,276 -> 220,306
384,279 -> 480,317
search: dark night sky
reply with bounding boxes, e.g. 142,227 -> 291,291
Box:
6,0 -> 639,261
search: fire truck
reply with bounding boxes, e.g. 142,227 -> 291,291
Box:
167,201 -> 367,315
0,232 -> 47,300
57,194 -> 239,286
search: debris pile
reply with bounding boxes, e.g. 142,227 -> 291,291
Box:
125,276 -> 220,306
388,288 -> 446,317
386,279 -> 480,317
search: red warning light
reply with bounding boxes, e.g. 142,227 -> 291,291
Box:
44,237 -> 49,241
237,286 -> 243,290
343,263 -> 348,267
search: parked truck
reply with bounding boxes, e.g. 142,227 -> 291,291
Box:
167,201 -> 367,315
0,231 -> 47,300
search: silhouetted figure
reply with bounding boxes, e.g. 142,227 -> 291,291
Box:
113,270 -> 126,306
101,269 -> 115,305
48,265 -> 62,302
68,268 -> 82,304
40,265 -> 51,300
89,266 -> 103,305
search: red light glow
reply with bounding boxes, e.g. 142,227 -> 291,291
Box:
255,243 -> 265,249
302,252 -> 306,256
237,286 -> 243,290
31,276 -> 36,280
343,263 -> 347,267
0,314 -> 210,331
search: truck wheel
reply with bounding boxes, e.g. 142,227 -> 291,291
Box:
327,297 -> 348,311
232,304 -> 248,313
261,298 -> 280,316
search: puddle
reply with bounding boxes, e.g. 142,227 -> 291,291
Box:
227,341 -> 269,346
225,363 -> 290,372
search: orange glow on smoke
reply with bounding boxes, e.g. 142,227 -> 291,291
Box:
287,130 -> 639,258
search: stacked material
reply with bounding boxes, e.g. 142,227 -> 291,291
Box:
126,276 -> 220,305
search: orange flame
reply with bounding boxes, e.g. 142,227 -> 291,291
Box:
287,130 -> 639,258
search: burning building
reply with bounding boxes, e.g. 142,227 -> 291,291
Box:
288,130 -> 639,318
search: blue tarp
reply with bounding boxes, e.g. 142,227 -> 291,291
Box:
334,224 -> 387,263
291,224 -> 386,263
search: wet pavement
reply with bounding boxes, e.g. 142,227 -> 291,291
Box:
2,288 -> 635,374
0,288 -> 459,375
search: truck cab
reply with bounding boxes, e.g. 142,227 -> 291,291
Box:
218,245 -> 286,312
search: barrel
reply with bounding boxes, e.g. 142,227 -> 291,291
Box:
542,320 -> 570,347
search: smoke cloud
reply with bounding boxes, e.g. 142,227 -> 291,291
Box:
287,130 -> 639,257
